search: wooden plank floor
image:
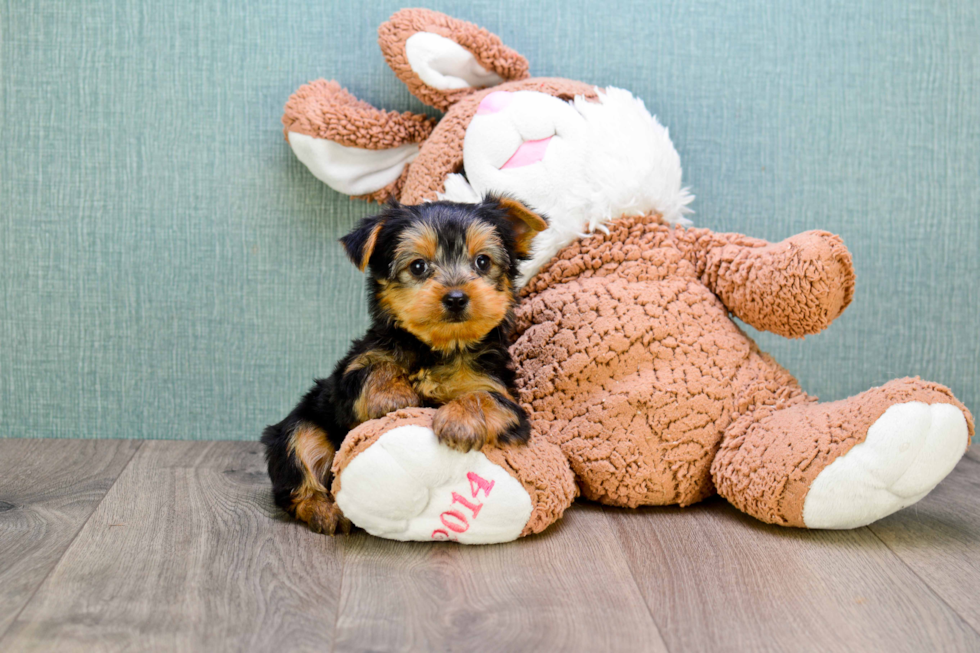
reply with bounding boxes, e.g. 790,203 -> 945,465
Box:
1,440 -> 978,652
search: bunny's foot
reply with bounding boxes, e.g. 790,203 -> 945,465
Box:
802,400 -> 969,528
331,408 -> 575,543
713,378 -> 973,528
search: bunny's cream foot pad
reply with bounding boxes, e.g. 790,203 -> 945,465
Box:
334,424 -> 533,543
802,401 -> 968,529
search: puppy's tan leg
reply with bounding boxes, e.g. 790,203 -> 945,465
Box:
288,423 -> 352,535
351,359 -> 421,423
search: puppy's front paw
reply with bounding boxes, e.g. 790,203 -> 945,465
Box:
433,400 -> 488,452
295,494 -> 352,536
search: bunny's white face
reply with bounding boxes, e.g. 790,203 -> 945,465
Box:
440,87 -> 693,285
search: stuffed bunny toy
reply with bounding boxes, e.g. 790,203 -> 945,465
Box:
280,8 -> 973,543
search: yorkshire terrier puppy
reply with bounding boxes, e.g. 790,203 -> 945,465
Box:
262,196 -> 548,535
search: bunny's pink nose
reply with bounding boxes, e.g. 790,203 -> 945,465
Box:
476,91 -> 513,115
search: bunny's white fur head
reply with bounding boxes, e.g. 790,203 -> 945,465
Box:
283,10 -> 693,285
437,87 -> 693,285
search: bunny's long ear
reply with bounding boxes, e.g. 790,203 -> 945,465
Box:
282,80 -> 437,201
378,9 -> 530,111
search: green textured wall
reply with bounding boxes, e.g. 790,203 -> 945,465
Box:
1,1 -> 977,439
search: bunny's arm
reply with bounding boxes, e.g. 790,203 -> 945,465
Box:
672,228 -> 855,338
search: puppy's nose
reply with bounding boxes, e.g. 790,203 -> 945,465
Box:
442,290 -> 469,312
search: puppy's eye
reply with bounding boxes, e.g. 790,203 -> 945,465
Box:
474,254 -> 492,272
409,259 -> 428,277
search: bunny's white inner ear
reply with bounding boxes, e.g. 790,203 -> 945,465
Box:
288,133 -> 419,196
405,32 -> 505,91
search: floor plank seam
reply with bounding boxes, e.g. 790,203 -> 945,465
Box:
330,535 -> 347,653
0,439 -> 146,644
864,524 -> 980,640
598,506 -> 673,653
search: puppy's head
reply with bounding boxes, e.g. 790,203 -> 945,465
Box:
340,196 -> 547,351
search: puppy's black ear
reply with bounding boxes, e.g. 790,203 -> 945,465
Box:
340,215 -> 385,272
496,197 -> 548,256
